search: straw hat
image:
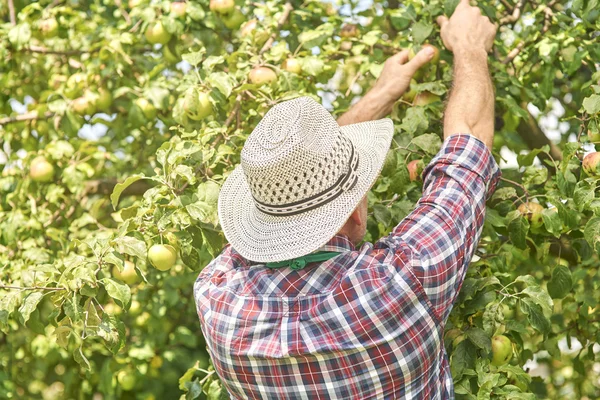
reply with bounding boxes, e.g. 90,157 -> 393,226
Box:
218,96 -> 393,262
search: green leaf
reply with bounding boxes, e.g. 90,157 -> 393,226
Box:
8,23 -> 31,48
451,340 -> 476,380
507,213 -> 529,250
466,328 -> 492,351
520,299 -> 551,335
412,21 -> 433,44
0,292 -> 21,332
179,361 -> 199,390
411,133 -> 442,155
373,204 -> 392,225
444,0 -> 460,15
573,180 -> 595,211
521,285 -> 553,316
18,292 -> 44,325
583,94 -> 600,114
302,57 -> 325,77
516,146 -> 549,167
101,278 -> 131,308
113,236 -> 147,260
182,49 -> 206,67
547,266 -> 573,299
96,313 -> 125,354
208,72 -> 235,98
491,187 -> 517,202
584,217 -> 600,253
541,208 -> 562,238
400,107 -> 428,135
74,346 -> 91,370
111,174 -> 145,209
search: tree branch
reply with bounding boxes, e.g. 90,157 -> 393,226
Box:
259,1 -> 293,55
500,0 -> 526,25
24,45 -> 99,55
8,0 -> 16,25
0,111 -> 54,126
0,284 -> 66,291
516,106 -> 563,166
84,179 -> 152,197
502,6 -> 553,64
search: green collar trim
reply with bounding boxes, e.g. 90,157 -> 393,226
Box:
265,251 -> 341,270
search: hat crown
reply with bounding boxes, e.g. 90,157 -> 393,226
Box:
241,97 -> 356,211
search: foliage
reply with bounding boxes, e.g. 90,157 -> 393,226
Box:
1,0 -> 600,399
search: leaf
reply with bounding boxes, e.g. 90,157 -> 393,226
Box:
521,285 -> 553,316
412,21 -> 433,44
491,187 -> 517,201
101,278 -> 131,308
541,208 -> 562,238
400,107 -> 428,135
373,204 -> 392,225
111,174 -> 145,209
182,49 -> 206,67
411,133 -> 442,155
520,299 -> 551,335
179,361 -> 199,390
584,217 -> 600,253
74,346 -> 91,370
0,292 -> 20,332
466,328 -> 492,351
516,146 -> 549,167
302,57 -> 325,77
18,292 -> 44,325
207,72 -> 235,98
583,94 -> 600,114
547,266 -> 573,299
8,23 -> 31,48
444,0 -> 460,15
96,313 -> 126,354
451,340 -> 476,380
113,236 -> 147,260
507,214 -> 529,250
573,180 -> 595,211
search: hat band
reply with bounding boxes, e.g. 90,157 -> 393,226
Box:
253,143 -> 360,217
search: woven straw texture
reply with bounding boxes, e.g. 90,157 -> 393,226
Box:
218,96 -> 394,262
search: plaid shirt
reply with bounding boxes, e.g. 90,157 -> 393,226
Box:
194,134 -> 501,399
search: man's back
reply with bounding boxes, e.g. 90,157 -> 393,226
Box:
195,135 -> 500,399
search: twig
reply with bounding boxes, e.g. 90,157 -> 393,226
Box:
576,113 -> 587,142
259,1 -> 293,55
224,94 -> 242,127
498,0 -> 513,12
24,45 -> 97,55
0,111 -> 54,126
345,72 -> 362,97
500,176 -> 529,197
114,0 -> 131,25
502,6 -> 553,64
0,284 -> 66,291
8,0 -> 16,25
500,0 -> 526,25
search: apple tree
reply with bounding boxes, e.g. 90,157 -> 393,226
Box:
1,0 -> 599,399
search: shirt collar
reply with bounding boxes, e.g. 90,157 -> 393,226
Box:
318,234 -> 355,253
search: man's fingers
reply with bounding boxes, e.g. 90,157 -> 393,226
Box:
394,49 -> 410,65
436,15 -> 449,28
404,47 -> 435,75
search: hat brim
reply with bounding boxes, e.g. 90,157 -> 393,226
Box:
218,118 -> 394,263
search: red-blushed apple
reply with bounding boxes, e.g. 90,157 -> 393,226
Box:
209,0 -> 234,14
249,67 -> 277,85
491,335 -> 513,366
39,18 -> 59,38
282,58 -> 302,74
222,8 -> 245,29
145,21 -> 171,45
582,152 -> 600,176
170,2 -> 187,18
240,19 -> 258,37
413,91 -> 441,106
407,159 -> 424,182
148,244 -> 177,271
517,202 -> 544,228
30,157 -> 55,182
340,23 -> 359,38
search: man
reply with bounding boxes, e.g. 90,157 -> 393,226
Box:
194,1 -> 499,398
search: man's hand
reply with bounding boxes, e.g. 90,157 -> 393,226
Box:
337,47 -> 434,126
437,0 -> 496,54
438,0 -> 497,149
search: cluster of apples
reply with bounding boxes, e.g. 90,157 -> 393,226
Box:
403,44 -> 442,106
210,0 -> 246,29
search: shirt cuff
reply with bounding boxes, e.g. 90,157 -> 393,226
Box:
423,134 -> 501,199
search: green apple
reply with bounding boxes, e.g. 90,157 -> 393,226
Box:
65,73 -> 87,98
184,90 -> 213,121
129,300 -> 141,315
170,2 -> 187,18
491,335 -> 513,366
72,96 -> 96,116
340,23 -> 359,38
163,43 -> 180,64
282,58 -> 302,74
39,18 -> 59,38
135,311 -> 150,327
413,91 -> 441,106
222,8 -> 245,30
582,152 -> 600,176
34,120 -> 50,135
407,159 -> 424,182
30,157 -> 55,182
209,0 -> 234,14
403,79 -> 418,103
112,260 -> 139,285
135,98 -> 157,120
95,88 -> 113,112
409,44 -> 440,65
517,202 -> 544,228
587,129 -> 600,142
148,244 -> 177,271
117,370 -> 136,391
145,21 -> 171,45
249,67 -> 277,85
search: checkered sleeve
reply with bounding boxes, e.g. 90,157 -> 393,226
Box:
377,134 -> 501,323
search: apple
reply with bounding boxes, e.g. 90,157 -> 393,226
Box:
282,58 -> 302,74
148,244 -> 177,271
34,120 -> 50,135
103,303 -> 122,315
117,370 -> 136,391
222,8 -> 245,30
170,2 -> 187,18
135,98 -> 157,120
517,202 -> 544,228
249,67 -> 277,85
95,88 -> 113,112
129,300 -> 142,315
72,96 -> 96,116
340,23 -> 359,38
582,152 -> 600,176
340,41 -> 352,52
163,44 -> 180,64
409,44 -> 440,65
407,159 -> 424,182
30,157 -> 55,182
39,18 -> 59,38
135,311 -> 151,327
150,355 -> 163,369
184,90 -> 213,121
587,129 -> 600,142
491,335 -> 513,366
65,72 -> 87,98
403,79 -> 418,103
413,91 -> 440,106
210,0 -> 234,14
145,21 -> 171,45
128,0 -> 143,8
241,19 -> 257,37
112,260 -> 139,285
